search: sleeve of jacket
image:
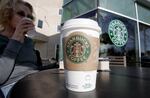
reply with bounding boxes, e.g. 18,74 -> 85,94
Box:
0,39 -> 22,85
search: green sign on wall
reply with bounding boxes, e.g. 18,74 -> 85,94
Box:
108,19 -> 128,47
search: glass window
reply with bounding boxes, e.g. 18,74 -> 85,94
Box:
62,3 -> 73,23
99,0 -> 136,18
74,0 -> 97,15
140,23 -> 150,67
137,5 -> 150,24
37,20 -> 43,28
62,0 -> 97,23
63,0 -> 72,5
98,10 -> 138,66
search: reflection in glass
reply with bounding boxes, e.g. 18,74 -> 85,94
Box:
140,23 -> 150,67
98,10 -> 138,66
137,5 -> 150,24
99,0 -> 136,18
63,0 -> 72,5
62,0 -> 97,22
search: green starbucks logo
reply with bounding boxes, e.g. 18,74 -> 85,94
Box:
66,34 -> 91,63
108,19 -> 128,47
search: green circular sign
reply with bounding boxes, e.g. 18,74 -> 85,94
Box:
108,19 -> 128,47
66,35 -> 91,63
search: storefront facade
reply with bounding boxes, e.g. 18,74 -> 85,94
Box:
61,0 -> 150,67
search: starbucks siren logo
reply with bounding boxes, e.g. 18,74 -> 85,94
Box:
108,19 -> 128,47
66,34 -> 91,63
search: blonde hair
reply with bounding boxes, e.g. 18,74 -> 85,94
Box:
0,0 -> 34,30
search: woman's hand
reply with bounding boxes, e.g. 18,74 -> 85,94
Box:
11,18 -> 35,43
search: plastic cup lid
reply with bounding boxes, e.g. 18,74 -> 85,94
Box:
61,18 -> 101,32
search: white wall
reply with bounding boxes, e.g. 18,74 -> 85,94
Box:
25,0 -> 63,59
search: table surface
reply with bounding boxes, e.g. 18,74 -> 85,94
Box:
9,67 -> 150,98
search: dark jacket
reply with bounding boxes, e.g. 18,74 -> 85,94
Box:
0,34 -> 38,85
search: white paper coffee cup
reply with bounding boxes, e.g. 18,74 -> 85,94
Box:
22,17 -> 36,38
61,18 -> 101,92
65,70 -> 97,92
27,29 -> 37,38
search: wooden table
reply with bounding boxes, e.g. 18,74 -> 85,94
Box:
9,67 -> 150,98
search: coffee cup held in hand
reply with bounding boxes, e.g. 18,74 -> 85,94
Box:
22,17 -> 36,38
27,29 -> 37,38
61,18 -> 101,92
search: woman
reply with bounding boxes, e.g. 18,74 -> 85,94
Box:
0,0 -> 39,85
